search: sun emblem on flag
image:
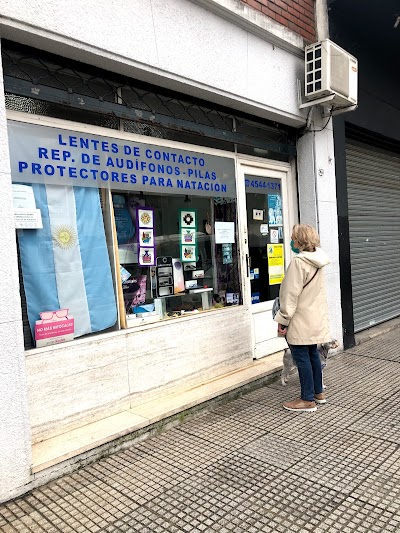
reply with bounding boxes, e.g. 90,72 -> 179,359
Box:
52,225 -> 77,249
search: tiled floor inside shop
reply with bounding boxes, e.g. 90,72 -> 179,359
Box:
2,328 -> 400,532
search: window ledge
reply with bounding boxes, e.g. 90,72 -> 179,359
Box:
31,350 -> 283,473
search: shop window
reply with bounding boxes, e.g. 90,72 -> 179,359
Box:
10,119 -> 242,349
16,184 -> 119,349
112,191 -> 241,324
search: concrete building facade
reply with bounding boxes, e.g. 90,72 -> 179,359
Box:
0,0 -> 342,502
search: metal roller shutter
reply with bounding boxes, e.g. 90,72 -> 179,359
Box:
347,140 -> 400,332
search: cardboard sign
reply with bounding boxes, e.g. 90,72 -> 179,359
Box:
35,316 -> 75,347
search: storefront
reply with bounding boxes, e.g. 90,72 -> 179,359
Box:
8,109 -> 296,442
1,39 -> 297,453
3,0 -> 348,499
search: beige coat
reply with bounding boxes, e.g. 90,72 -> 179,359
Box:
274,248 -> 331,345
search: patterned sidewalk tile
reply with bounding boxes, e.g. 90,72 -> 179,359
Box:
287,430 -> 398,494
348,407 -> 400,443
176,412 -> 267,449
239,433 -> 309,468
351,456 -> 400,514
2,330 -> 400,533
314,497 -> 400,533
267,404 -> 364,443
121,429 -> 231,478
347,330 -> 400,363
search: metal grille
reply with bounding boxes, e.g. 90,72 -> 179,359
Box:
347,139 -> 400,332
2,40 -> 296,159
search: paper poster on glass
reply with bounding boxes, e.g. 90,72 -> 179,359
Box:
113,194 -> 136,245
136,206 -> 156,266
214,221 -> 235,244
222,243 -> 233,264
270,228 -> 279,243
13,184 -> 36,209
139,228 -> 154,247
181,210 -> 196,228
137,208 -> 154,227
180,209 -> 198,262
267,244 -> 284,285
253,209 -> 263,221
139,248 -> 155,266
181,228 -> 196,245
268,194 -> 283,226
182,245 -> 197,262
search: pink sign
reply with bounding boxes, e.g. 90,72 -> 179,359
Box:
35,318 -> 75,340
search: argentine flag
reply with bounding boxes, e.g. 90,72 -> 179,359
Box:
18,184 -> 117,338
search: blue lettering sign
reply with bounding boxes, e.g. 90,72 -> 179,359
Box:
9,120 -> 236,198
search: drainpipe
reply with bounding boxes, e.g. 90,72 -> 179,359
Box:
315,0 -> 330,40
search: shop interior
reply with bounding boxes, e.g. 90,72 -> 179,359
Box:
111,191 -> 241,326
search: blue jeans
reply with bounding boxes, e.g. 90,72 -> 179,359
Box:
289,344 -> 323,402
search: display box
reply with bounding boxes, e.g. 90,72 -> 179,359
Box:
35,316 -> 75,348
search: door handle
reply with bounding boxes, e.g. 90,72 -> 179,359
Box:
246,254 -> 251,277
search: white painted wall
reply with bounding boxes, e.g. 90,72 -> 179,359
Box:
297,113 -> 343,347
0,42 -> 32,503
0,0 -> 306,127
296,2 -> 343,348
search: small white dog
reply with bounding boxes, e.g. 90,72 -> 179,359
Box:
281,341 -> 338,387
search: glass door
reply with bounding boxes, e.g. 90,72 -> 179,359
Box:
245,175 -> 284,306
238,163 -> 294,359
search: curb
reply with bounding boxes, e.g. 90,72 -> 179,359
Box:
354,318 -> 400,346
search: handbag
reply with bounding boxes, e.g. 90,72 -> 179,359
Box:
272,267 -> 318,319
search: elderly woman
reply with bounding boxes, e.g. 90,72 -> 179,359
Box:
274,224 -> 331,412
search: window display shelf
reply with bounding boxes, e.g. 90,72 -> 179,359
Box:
154,288 -> 213,318
126,314 -> 161,328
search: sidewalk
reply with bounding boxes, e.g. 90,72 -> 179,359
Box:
2,328 -> 400,533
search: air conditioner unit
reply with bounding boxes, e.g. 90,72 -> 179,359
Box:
304,39 -> 358,107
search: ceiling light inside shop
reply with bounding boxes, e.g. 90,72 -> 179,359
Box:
254,148 -> 269,156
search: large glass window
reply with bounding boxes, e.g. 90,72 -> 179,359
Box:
113,191 -> 241,324
10,120 -> 242,349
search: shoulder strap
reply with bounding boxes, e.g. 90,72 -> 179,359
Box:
303,268 -> 318,289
